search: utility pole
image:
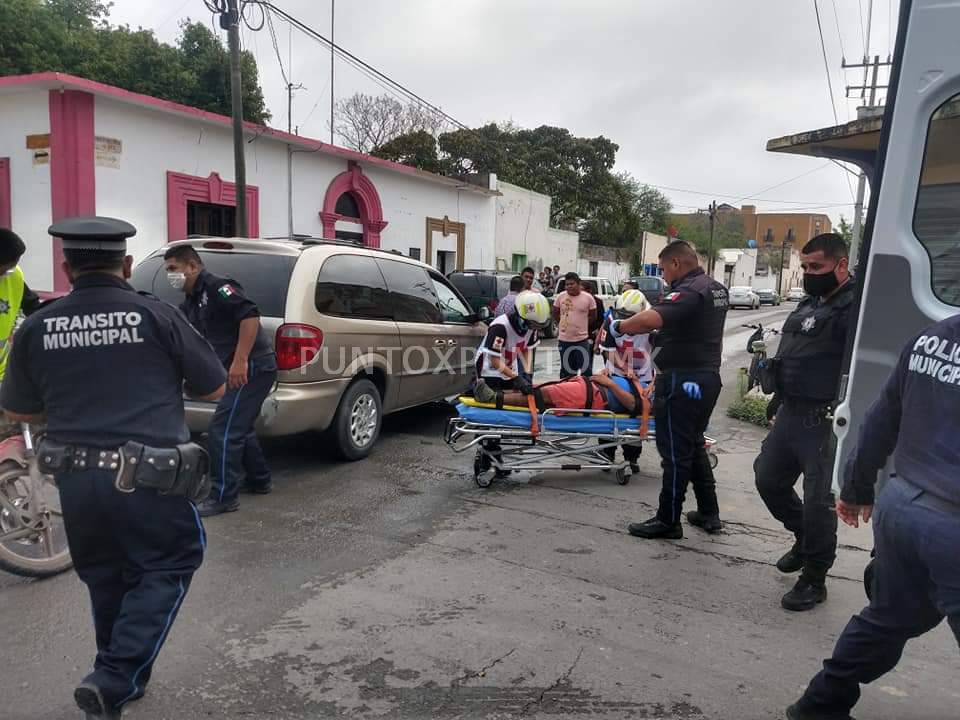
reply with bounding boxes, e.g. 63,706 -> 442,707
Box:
329,0 -> 335,144
778,236 -> 788,296
287,81 -> 303,240
223,0 -> 248,237
707,200 -> 717,276
844,54 -> 889,268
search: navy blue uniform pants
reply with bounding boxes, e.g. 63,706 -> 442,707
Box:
797,477 -> 960,714
58,469 -> 205,711
654,370 -> 721,525
754,406 -> 838,581
208,355 -> 277,504
558,340 -> 593,379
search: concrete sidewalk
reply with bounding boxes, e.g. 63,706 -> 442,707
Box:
162,416 -> 957,719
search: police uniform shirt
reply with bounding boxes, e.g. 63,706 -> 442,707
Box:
600,327 -> 654,381
843,314 -> 960,508
774,280 -> 855,402
650,267 -> 729,371
475,314 -> 539,379
181,270 -> 273,367
0,274 -> 226,448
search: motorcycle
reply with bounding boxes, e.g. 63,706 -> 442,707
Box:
0,423 -> 72,578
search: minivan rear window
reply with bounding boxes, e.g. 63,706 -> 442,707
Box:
448,273 -> 495,298
130,252 -> 296,317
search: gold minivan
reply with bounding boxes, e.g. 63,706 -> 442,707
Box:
131,238 -> 488,459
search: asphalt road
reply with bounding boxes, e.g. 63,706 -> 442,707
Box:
4,302 -> 957,720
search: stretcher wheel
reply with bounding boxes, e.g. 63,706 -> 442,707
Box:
708,452 -> 719,470
473,450 -> 493,489
615,468 -> 630,485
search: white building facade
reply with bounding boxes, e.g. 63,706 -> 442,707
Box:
0,73 -> 546,292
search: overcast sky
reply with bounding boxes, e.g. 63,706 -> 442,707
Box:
106,0 -> 900,226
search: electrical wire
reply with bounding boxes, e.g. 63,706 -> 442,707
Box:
264,6 -> 289,87
830,0 -> 846,60
857,0 -> 867,57
736,162 -> 832,204
814,0 -> 840,126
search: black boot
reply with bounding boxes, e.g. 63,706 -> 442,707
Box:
781,576 -> 827,611
75,682 -> 122,719
776,539 -> 804,573
686,510 -> 722,534
627,516 -> 683,539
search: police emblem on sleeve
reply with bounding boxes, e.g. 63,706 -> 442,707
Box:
0,299 -> 9,315
492,336 -> 505,351
801,316 -> 816,332
218,284 -> 236,300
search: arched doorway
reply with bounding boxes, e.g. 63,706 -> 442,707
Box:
320,163 -> 388,247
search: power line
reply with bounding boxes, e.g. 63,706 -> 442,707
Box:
813,0 -> 840,126
857,0 -> 867,56
737,162 -> 832,204
830,0 -> 846,59
264,6 -> 289,87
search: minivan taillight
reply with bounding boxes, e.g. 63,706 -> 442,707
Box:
275,324 -> 323,370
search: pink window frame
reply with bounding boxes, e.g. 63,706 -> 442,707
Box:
319,162 -> 387,248
166,171 -> 259,242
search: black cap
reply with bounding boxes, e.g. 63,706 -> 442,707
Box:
48,216 -> 137,250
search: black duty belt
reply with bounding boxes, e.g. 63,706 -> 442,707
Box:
892,475 -> 960,517
37,439 -> 211,502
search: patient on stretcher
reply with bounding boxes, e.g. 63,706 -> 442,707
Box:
474,370 -> 641,415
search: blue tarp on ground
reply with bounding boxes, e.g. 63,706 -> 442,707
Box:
455,403 -> 655,436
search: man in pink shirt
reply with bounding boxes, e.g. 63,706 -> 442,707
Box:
553,272 -> 597,378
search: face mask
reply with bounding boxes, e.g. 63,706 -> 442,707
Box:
167,272 -> 187,290
802,265 -> 840,297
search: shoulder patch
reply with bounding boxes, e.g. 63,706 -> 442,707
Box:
217,284 -> 236,299
492,335 -> 505,351
665,292 -> 683,302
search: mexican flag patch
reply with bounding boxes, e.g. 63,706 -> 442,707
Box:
665,292 -> 682,302
218,284 -> 236,300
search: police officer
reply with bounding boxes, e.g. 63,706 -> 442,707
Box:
0,217 -> 226,719
786,315 -> 960,720
754,233 -> 854,611
611,240 -> 729,539
163,245 -> 278,517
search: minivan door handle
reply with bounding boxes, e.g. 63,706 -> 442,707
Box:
433,339 -> 447,346
446,339 -> 458,346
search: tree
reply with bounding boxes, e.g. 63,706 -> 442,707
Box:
375,130 -> 443,174
0,1 -> 270,123
332,92 -> 451,153
837,215 -> 854,245
578,174 -> 671,247
671,210 -> 746,257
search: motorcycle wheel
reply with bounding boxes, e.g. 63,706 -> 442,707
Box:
0,461 -> 73,578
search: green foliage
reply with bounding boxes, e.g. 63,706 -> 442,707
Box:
671,211 -> 747,258
0,1 -> 269,123
375,130 -> 443,174
727,392 -> 771,427
837,215 -> 854,245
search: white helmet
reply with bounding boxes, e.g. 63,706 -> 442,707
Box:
515,290 -> 552,330
615,289 -> 650,318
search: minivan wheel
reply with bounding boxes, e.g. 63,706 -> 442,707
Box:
333,378 -> 382,461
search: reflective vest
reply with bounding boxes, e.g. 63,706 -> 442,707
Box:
0,266 -> 25,379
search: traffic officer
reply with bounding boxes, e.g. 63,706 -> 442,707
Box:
0,217 -> 226,719
163,244 -> 278,516
611,240 -> 729,539
753,233 -> 854,612
786,314 -> 960,720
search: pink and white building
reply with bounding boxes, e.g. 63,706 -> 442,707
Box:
0,72 -> 575,293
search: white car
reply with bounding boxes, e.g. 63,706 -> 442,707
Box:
786,287 -> 807,302
554,275 -> 617,302
729,285 -> 760,309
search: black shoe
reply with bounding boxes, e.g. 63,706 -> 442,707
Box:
777,541 -> 804,573
197,497 -> 240,517
786,701 -> 853,719
781,577 -> 827,612
240,481 -> 273,495
686,510 -> 722,534
75,682 -> 121,719
629,463 -> 640,475
627,517 -> 683,539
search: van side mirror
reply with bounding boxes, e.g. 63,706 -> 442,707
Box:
477,306 -> 491,321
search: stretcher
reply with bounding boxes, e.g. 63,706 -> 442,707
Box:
444,395 -> 718,488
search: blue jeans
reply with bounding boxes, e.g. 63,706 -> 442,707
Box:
558,339 -> 592,379
797,476 -> 960,714
207,354 -> 277,503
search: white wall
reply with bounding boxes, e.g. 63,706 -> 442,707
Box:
0,88 -> 53,289
92,96 -> 498,273
640,231 -> 668,266
495,181 -> 576,272
714,248 -> 757,288
576,258 -> 630,287
364,165 -> 495,270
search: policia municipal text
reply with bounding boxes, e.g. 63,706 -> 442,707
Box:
0,217 -> 226,719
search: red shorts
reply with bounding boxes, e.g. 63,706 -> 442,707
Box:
541,376 -> 605,411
